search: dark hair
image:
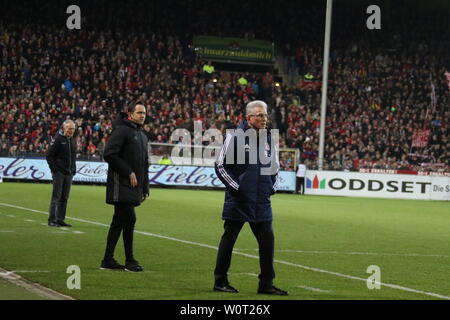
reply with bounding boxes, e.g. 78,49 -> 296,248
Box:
127,100 -> 145,114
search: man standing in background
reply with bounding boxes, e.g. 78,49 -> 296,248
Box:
296,162 -> 307,195
46,119 -> 77,227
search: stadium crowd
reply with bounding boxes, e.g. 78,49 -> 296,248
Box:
0,0 -> 448,172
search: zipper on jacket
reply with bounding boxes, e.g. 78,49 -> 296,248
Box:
255,137 -> 260,207
137,128 -> 144,187
68,136 -> 72,175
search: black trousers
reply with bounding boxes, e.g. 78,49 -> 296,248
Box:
214,220 -> 275,286
48,172 -> 73,223
103,203 -> 136,262
296,177 -> 305,194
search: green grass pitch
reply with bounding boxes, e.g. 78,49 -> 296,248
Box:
0,182 -> 449,300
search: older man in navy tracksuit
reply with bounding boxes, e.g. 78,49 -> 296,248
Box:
213,100 -> 288,296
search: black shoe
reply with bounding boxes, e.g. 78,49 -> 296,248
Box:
125,260 -> 143,272
48,221 -> 58,227
258,284 -> 289,296
213,283 -> 239,293
100,259 -> 125,270
57,221 -> 72,227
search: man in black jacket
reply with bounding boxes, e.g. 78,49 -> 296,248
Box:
100,101 -> 149,272
46,120 -> 76,227
213,100 -> 288,295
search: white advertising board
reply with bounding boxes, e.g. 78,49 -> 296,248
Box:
305,171 -> 450,201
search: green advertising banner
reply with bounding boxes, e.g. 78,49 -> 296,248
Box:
193,35 -> 274,65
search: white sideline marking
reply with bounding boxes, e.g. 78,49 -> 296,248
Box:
0,267 -> 73,300
2,209 -> 84,235
0,202 -> 449,300
0,270 -> 51,276
0,231 -> 15,233
231,272 -> 259,277
297,285 -> 331,293
235,248 -> 450,259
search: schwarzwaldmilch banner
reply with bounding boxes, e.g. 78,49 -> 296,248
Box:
193,36 -> 275,65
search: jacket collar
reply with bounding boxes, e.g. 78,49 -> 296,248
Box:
238,120 -> 250,131
58,130 -> 71,139
113,112 -> 142,129
238,120 -> 271,134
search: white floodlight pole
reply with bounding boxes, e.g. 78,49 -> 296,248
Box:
318,0 -> 333,170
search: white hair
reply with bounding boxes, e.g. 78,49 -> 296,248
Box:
62,120 -> 75,128
246,100 -> 268,116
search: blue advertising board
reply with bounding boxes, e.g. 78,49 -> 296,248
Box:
0,157 -> 296,191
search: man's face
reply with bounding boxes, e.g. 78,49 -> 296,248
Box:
247,106 -> 268,130
63,123 -> 76,137
129,104 -> 146,125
